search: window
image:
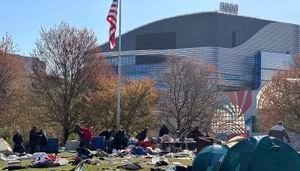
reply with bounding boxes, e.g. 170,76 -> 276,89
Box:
232,31 -> 236,47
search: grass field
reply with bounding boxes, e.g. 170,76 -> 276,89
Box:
0,152 -> 193,171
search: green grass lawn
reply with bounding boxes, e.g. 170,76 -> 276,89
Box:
0,152 -> 193,171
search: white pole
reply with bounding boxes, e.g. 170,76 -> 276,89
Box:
116,0 -> 122,129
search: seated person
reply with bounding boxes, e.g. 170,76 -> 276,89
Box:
135,128 -> 149,141
136,137 -> 157,149
13,130 -> 25,153
159,124 -> 169,137
99,125 -> 117,141
112,128 -> 129,150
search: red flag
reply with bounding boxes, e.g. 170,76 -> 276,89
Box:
106,0 -> 118,49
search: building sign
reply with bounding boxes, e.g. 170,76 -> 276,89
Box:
220,2 -> 238,15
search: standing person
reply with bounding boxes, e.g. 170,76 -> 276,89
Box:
29,126 -> 39,154
74,124 -> 92,149
13,130 -> 25,153
39,129 -> 48,147
269,121 -> 291,143
136,128 -> 149,141
159,124 -> 169,137
176,130 -> 181,139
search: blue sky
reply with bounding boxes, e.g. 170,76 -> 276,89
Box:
1,0 -> 300,56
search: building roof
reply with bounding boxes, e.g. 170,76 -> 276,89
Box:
100,12 -> 277,52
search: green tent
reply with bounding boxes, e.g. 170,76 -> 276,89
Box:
192,144 -> 228,171
216,136 -> 300,171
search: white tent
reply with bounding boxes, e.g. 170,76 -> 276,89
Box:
0,138 -> 13,155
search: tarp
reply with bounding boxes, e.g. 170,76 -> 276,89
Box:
0,138 -> 13,155
192,144 -> 228,171
31,152 -> 68,168
216,135 -> 300,171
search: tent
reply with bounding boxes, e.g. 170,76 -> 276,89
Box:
192,144 -> 228,171
0,138 -> 13,155
216,135 -> 300,171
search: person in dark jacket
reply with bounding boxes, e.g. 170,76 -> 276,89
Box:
99,126 -> 117,153
29,126 -> 39,154
187,126 -> 204,141
159,124 -> 169,137
39,129 -> 48,147
112,128 -> 129,150
136,128 -> 148,141
13,130 -> 25,153
99,125 -> 117,141
268,121 -> 290,143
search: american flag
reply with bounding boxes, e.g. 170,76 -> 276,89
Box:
106,0 -> 119,49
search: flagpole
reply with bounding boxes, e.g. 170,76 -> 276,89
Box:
116,0 -> 122,129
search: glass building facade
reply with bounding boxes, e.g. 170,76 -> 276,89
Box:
100,11 -> 300,136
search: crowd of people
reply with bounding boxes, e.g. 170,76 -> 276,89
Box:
12,126 -> 48,154
74,123 -> 208,154
10,121 -> 291,154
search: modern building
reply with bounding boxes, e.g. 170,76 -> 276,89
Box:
99,8 -> 300,136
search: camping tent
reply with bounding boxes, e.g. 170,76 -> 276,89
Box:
192,144 -> 228,171
216,135 -> 300,171
0,138 -> 13,155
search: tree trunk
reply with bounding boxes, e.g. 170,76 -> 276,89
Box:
177,118 -> 181,136
63,127 -> 70,144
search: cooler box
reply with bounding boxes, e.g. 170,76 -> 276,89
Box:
66,140 -> 80,151
91,136 -> 106,150
40,138 -> 59,153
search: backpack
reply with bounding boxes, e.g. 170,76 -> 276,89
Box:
81,128 -> 92,142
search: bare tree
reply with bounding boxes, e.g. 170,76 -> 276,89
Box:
0,34 -> 25,116
159,56 -> 222,136
31,22 -> 110,142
